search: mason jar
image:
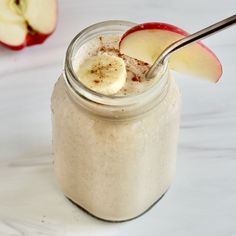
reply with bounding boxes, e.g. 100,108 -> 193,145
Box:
51,20 -> 181,222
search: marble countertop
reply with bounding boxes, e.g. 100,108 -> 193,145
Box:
0,0 -> 236,235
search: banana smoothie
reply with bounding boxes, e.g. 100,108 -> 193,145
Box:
51,21 -> 181,221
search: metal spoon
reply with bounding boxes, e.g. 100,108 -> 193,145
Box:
145,14 -> 236,79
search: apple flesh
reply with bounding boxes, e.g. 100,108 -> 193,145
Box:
119,22 -> 222,82
0,0 -> 57,50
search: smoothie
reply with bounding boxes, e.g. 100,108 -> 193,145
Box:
51,21 -> 181,221
51,17 -> 223,221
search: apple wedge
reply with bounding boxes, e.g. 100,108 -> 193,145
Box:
0,0 -> 57,50
119,22 -> 222,82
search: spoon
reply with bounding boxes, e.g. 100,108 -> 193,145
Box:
145,14 -> 236,79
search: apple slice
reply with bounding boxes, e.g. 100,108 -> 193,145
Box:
0,0 -> 57,50
119,22 -> 222,82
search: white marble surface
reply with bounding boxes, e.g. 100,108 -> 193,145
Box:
0,0 -> 236,235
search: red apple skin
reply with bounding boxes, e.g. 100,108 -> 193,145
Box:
119,22 -> 222,82
0,0 -> 58,51
0,41 -> 25,50
0,32 -> 53,50
26,31 -> 54,47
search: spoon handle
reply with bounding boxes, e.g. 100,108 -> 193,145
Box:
146,14 -> 236,79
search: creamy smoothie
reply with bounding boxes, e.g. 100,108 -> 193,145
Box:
51,22 -> 181,221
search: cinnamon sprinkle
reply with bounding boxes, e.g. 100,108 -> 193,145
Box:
132,75 -> 142,82
118,52 -> 123,57
98,46 -> 122,56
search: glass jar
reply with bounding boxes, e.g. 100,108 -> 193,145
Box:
51,20 -> 181,222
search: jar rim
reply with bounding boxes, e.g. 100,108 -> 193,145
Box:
64,20 -> 168,107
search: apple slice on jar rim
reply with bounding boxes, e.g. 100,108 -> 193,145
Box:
119,22 -> 222,82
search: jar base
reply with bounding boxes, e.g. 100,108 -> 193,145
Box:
66,190 -> 168,223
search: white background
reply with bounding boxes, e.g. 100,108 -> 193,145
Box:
0,0 -> 236,235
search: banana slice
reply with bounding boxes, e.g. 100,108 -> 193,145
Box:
76,54 -> 127,95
